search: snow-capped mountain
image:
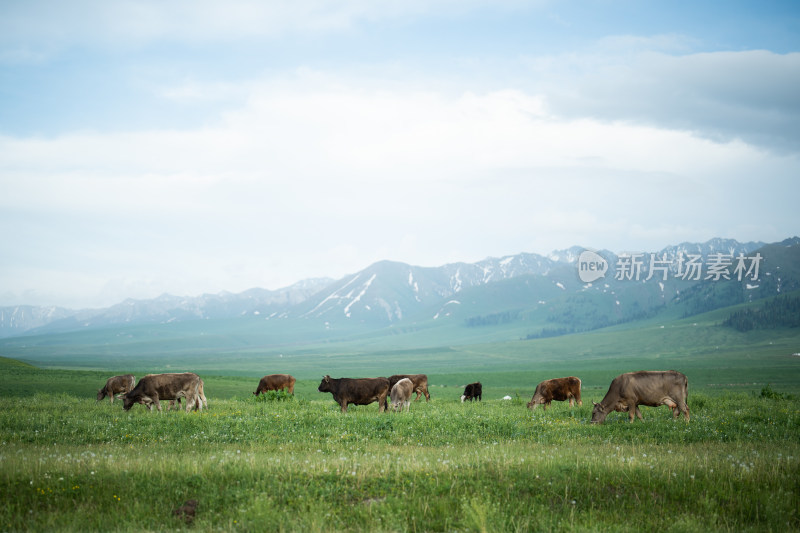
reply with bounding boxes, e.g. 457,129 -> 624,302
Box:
2,237 -> 794,338
0,278 -> 333,337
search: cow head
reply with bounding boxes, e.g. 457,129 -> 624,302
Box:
590,401 -> 607,424
96,389 -> 106,401
318,375 -> 332,393
122,393 -> 136,411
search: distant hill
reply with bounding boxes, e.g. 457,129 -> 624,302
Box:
3,237 -> 796,344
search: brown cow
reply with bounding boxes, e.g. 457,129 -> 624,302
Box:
123,373 -> 203,413
527,376 -> 582,410
317,375 -> 390,413
97,374 -> 135,403
388,374 -> 431,402
253,374 -> 296,396
461,382 -> 482,402
591,370 -> 689,424
390,378 -> 414,412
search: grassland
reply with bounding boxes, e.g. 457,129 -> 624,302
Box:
1,304 -> 799,531
1,385 -> 798,532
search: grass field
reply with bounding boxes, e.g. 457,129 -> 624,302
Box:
1,305 -> 799,531
0,386 -> 798,532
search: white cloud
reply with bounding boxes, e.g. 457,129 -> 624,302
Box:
1,66 -> 797,307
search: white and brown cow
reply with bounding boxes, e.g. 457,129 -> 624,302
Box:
591,370 -> 689,424
168,378 -> 208,410
527,376 -> 582,410
253,374 -> 296,396
388,374 -> 431,402
97,374 -> 135,403
390,378 -> 414,412
123,373 -> 204,413
318,375 -> 390,413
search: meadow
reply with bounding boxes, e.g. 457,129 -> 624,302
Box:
1,309 -> 799,531
0,371 -> 798,532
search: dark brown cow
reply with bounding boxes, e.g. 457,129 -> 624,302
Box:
388,374 -> 431,402
390,378 -> 414,412
97,374 -> 135,403
591,370 -> 689,424
317,375 -> 390,413
123,373 -> 203,413
461,382 -> 482,402
253,374 -> 296,396
527,376 -> 582,410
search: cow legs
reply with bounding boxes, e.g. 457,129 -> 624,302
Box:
185,394 -> 197,412
379,394 -> 388,413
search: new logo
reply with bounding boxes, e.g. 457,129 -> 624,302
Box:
577,250 -> 608,282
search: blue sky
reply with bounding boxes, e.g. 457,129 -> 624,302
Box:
1,1 -> 798,308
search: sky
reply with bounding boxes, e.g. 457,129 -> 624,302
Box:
1,0 -> 798,309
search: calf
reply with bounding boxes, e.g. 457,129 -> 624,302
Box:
461,382 -> 482,402
388,374 -> 431,402
97,374 -> 135,404
390,378 -> 414,412
318,375 -> 390,413
123,373 -> 203,413
169,378 -> 208,411
253,374 -> 296,396
591,370 -> 689,424
527,376 -> 582,410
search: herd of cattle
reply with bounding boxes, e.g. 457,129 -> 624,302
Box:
98,370 -> 690,423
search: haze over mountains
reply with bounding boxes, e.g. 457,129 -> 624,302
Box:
2,237 -> 798,340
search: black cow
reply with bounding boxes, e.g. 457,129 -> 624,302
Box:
461,382 -> 482,402
317,375 -> 390,412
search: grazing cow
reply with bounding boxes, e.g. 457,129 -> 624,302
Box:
527,376 -> 582,410
591,370 -> 690,424
123,373 -> 203,413
390,378 -> 414,412
317,375 -> 390,413
253,374 -> 296,396
97,374 -> 135,403
388,374 -> 431,402
169,378 -> 208,410
461,382 -> 482,402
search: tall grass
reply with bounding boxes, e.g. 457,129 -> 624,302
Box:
1,391 -> 798,532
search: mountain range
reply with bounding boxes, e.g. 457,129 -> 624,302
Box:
2,237 -> 798,340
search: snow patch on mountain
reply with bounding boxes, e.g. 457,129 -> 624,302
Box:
344,274 -> 377,318
434,300 -> 461,320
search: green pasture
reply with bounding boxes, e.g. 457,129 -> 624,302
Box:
1,303 -> 799,531
2,305 -> 799,400
0,386 -> 798,532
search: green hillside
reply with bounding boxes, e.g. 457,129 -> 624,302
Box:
2,292 -> 798,401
